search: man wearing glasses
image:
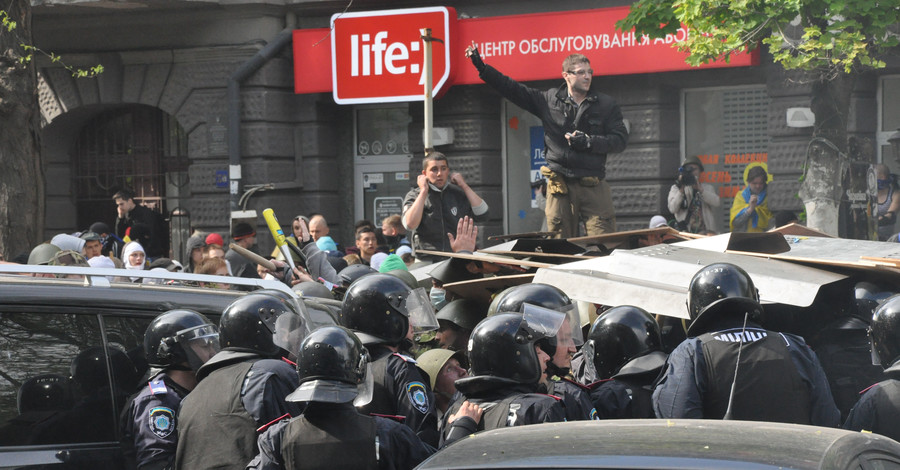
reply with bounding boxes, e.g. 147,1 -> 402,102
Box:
465,43 -> 628,237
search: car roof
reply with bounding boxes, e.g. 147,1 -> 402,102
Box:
417,420 -> 900,470
0,264 -> 295,318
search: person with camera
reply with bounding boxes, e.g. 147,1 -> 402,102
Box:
667,156 -> 721,234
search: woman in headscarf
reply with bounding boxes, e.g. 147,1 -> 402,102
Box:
730,162 -> 773,233
122,241 -> 147,282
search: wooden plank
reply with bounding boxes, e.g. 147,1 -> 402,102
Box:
415,249 -> 554,268
487,231 -> 557,241
477,250 -> 598,260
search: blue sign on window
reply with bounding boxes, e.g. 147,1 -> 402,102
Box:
215,170 -> 228,188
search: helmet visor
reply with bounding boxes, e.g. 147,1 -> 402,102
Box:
354,353 -> 374,407
273,312 -> 311,359
406,287 -> 440,334
176,324 -> 221,371
521,303 -> 566,340
580,339 -> 598,382
526,302 -> 584,349
870,327 -> 881,366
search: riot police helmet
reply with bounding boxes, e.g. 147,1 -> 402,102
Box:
466,309 -> 566,386
870,294 -> 900,371
286,326 -> 370,404
855,281 -> 895,320
338,263 -> 377,287
686,263 -> 763,336
144,309 -> 220,372
436,299 -> 486,331
340,273 -> 438,345
17,374 -> 75,414
583,305 -> 666,380
487,283 -> 583,357
292,281 -> 334,300
219,291 -> 309,358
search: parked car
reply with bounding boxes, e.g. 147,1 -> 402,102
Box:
417,419 -> 900,470
0,264 -> 330,469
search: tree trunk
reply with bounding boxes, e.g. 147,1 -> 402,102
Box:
799,73 -> 853,236
0,0 -> 43,260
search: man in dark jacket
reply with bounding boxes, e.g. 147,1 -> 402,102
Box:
114,189 -> 168,259
844,294 -> 900,440
174,293 -> 309,470
465,43 -> 628,237
652,263 -> 840,427
402,152 -> 488,261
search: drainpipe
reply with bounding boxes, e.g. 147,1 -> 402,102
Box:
227,13 -> 297,212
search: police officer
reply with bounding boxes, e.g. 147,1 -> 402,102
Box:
653,263 -> 840,426
175,292 -> 310,470
121,309 -> 220,470
490,283 -> 598,421
844,294 -> 900,440
248,326 -> 434,470
340,273 -> 441,447
582,306 -> 667,419
442,311 -> 567,446
435,299 -> 485,352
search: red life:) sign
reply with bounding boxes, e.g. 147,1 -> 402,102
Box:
330,7 -> 456,104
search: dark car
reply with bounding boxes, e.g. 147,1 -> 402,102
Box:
417,420 -> 900,470
0,264 -> 329,469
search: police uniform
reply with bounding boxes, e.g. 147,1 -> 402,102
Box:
653,323 -> 840,426
121,372 -> 189,470
588,377 -> 655,419
174,351 -> 301,470
248,403 -> 434,470
357,346 -> 439,448
440,379 -> 566,447
548,378 -> 598,421
844,377 -> 900,440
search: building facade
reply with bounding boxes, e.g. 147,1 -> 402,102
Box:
32,0 -> 900,259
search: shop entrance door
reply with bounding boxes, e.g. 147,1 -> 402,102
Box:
353,106 -> 413,224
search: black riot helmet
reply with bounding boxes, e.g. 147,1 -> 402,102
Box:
219,292 -> 309,358
338,264 -> 377,287
144,309 -> 220,372
286,326 -> 370,404
870,294 -> 900,371
583,305 -> 666,380
467,310 -> 565,386
487,283 -> 582,359
17,374 -> 75,414
855,282 -> 895,320
340,273 -> 438,346
686,263 -> 763,337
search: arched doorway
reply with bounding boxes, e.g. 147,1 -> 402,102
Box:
73,105 -> 188,254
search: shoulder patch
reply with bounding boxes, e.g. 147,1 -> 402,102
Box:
148,379 -> 168,395
148,406 -> 176,438
406,381 -> 430,414
392,352 -> 417,364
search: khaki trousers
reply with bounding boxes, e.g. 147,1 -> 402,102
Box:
545,178 -> 616,238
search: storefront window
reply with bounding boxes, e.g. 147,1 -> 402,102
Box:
683,86 -> 770,232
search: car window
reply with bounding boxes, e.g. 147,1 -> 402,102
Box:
0,312 -> 144,446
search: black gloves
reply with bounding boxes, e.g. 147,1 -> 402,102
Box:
468,46 -> 485,73
568,131 -> 591,151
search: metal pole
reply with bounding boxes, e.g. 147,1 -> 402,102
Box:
422,28 -> 434,153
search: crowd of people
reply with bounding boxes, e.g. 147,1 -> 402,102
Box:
4,46 -> 900,470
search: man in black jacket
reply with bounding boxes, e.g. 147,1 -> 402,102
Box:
114,189 -> 168,259
465,43 -> 628,237
402,151 -> 488,261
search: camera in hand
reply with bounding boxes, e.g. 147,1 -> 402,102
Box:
678,166 -> 696,187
